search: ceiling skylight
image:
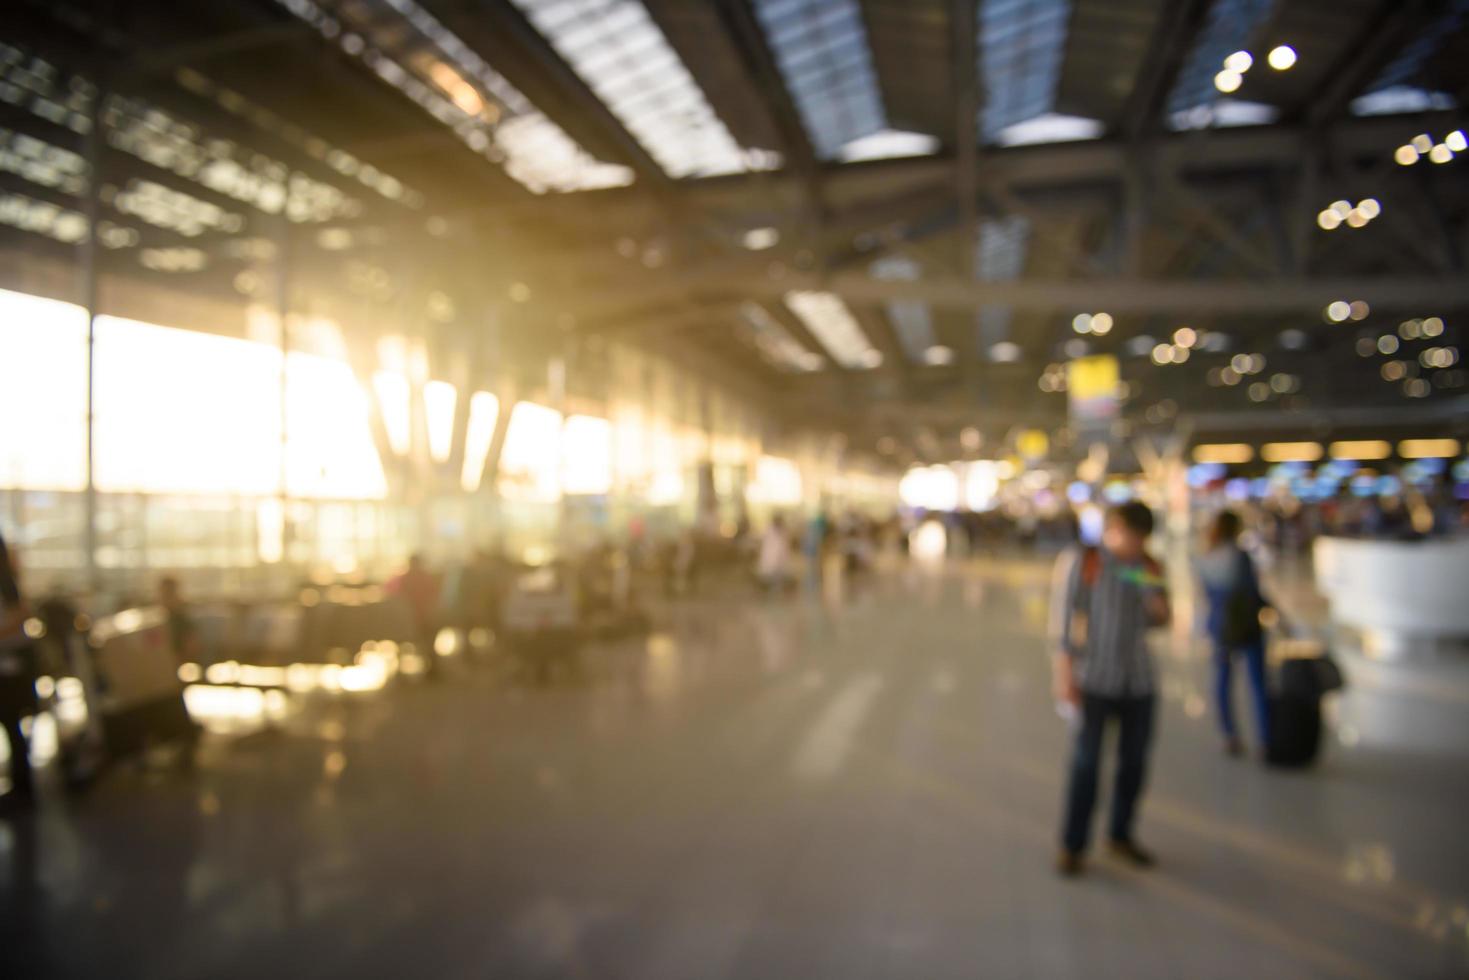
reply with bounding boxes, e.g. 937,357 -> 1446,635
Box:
785,291 -> 882,370
979,0 -> 1074,142
993,112 -> 1102,147
738,303 -> 823,372
975,216 -> 1030,362
1350,85 -> 1456,117
1358,0 -> 1468,116
276,0 -> 634,193
752,0 -> 937,162
1169,99 -> 1280,132
1165,0 -> 1275,116
871,256 -> 935,363
839,129 -> 940,163
509,0 -> 780,178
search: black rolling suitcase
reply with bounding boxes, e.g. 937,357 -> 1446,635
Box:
1266,647 -> 1344,768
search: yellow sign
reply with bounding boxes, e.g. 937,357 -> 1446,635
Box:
1068,355 -> 1120,421
1016,429 -> 1049,460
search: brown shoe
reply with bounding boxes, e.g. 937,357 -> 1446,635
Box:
1107,838 -> 1156,868
1055,850 -> 1085,878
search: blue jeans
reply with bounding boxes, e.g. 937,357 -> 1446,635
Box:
1061,694 -> 1155,853
1214,640 -> 1270,745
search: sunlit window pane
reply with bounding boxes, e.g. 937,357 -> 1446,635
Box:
499,400 -> 563,502
0,288 -> 87,491
459,391 -> 501,492
424,379 -> 457,463
563,414 -> 612,495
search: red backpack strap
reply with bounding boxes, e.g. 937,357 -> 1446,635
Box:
1080,545 -> 1102,587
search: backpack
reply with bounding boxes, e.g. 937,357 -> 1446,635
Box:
1219,549 -> 1264,647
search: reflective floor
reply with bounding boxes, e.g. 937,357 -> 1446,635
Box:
5,556 -> 1469,979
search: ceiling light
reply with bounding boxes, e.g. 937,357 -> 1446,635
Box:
1329,200 -> 1352,218
1090,312 -> 1113,335
1447,130 -> 1468,153
989,341 -> 1021,363
1173,326 -> 1197,348
1261,442 -> 1322,463
1422,316 -> 1444,337
1349,300 -> 1370,321
1224,51 -> 1254,73
1381,360 -> 1406,381
1345,209 -> 1368,228
924,344 -> 955,366
1317,209 -> 1342,230
1429,143 -> 1454,164
1357,198 -> 1381,219
1325,301 -> 1350,323
1193,443 -> 1254,464
1398,438 -> 1460,459
1395,145 -> 1420,166
1214,70 -> 1242,94
742,227 -> 779,250
1152,343 -> 1174,365
1329,440 -> 1390,461
1072,313 -> 1093,334
1266,45 -> 1296,71
1378,335 -> 1399,355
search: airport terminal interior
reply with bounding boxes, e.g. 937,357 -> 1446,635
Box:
2,0 -> 1469,977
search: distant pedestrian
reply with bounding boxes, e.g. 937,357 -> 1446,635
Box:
1198,510 -> 1271,757
388,554 -> 441,673
1049,502 -> 1170,877
757,516 -> 792,594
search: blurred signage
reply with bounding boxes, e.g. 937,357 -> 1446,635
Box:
1016,429 -> 1049,461
1068,355 -> 1120,422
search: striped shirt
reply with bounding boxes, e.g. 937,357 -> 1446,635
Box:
1048,546 -> 1165,697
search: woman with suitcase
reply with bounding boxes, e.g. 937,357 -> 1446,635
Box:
1198,510 -> 1271,758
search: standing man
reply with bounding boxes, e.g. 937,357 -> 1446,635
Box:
1050,502 -> 1170,876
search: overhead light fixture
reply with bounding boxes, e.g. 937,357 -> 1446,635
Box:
1261,442 -> 1323,463
1267,45 -> 1296,71
1214,70 -> 1243,94
1091,312 -> 1113,335
1429,143 -> 1454,164
1398,438 -> 1460,459
989,341 -> 1021,363
1329,440 -> 1390,461
1192,443 -> 1254,465
1447,130 -> 1468,153
1395,144 -> 1420,166
923,344 -> 955,366
742,227 -> 779,251
1072,313 -> 1093,334
1324,301 -> 1350,323
1173,326 -> 1197,348
1223,50 -> 1254,74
